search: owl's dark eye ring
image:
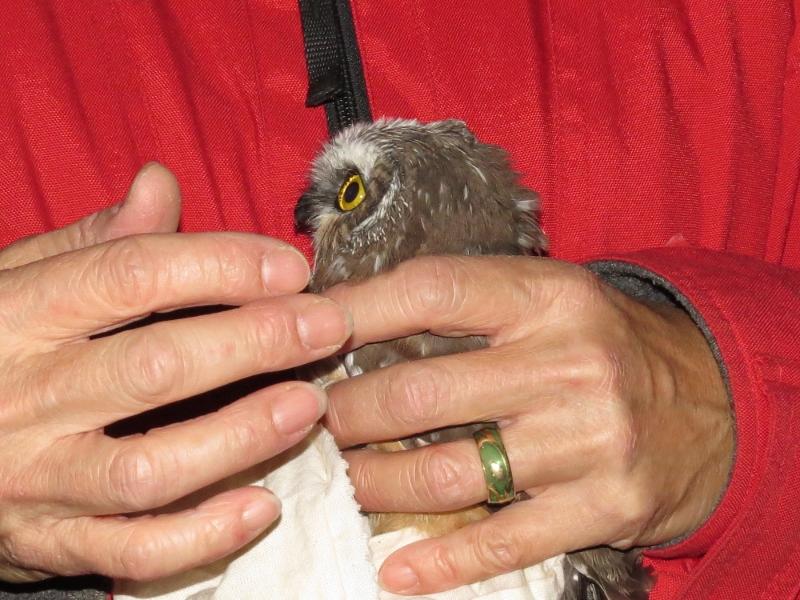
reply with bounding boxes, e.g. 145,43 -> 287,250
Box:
337,173 -> 366,212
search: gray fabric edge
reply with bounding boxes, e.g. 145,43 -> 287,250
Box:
586,260 -> 736,551
0,577 -> 108,600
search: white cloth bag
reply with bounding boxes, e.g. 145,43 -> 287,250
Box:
116,427 -> 564,600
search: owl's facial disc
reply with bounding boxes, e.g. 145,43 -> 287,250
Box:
347,170 -> 400,240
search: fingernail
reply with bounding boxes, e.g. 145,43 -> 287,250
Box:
296,299 -> 352,350
241,494 -> 282,534
262,246 -> 310,294
272,385 -> 327,435
380,563 -> 419,593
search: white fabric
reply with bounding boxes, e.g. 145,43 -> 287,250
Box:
116,427 -> 564,600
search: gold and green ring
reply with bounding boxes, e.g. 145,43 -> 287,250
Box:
473,426 -> 515,505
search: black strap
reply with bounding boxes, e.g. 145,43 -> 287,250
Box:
298,0 -> 372,135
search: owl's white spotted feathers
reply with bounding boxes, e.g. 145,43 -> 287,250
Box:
295,118 -> 545,292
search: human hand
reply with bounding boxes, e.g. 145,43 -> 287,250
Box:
0,164 -> 351,582
323,255 -> 733,594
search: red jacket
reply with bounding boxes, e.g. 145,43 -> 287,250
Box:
1,2 -> 799,598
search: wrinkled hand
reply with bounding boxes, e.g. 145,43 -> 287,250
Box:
324,256 -> 733,594
0,164 -> 350,582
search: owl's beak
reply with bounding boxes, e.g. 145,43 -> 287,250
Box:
294,193 -> 315,233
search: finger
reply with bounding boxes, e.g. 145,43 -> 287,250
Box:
40,486 -> 281,580
51,383 -> 324,514
326,343 -> 565,448
345,416 -> 590,514
5,231 -> 311,344
323,255 -> 580,348
377,489 -> 601,595
0,163 -> 181,270
31,295 -> 350,428
345,441 -> 487,513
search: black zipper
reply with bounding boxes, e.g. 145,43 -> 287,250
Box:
298,0 -> 372,135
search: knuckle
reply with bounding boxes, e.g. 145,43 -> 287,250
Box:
0,536 -> 49,580
0,366 -> 40,429
621,487 -> 657,533
224,417 -> 266,457
595,481 -> 655,542
350,460 -> 381,506
566,265 -> 606,298
245,307 -> 293,366
118,331 -> 184,403
416,446 -> 473,507
200,510 -> 234,546
211,241 -> 256,292
0,273 -> 32,336
116,533 -> 162,581
578,341 -> 625,394
323,391 -> 345,435
96,237 -> 159,310
396,256 -> 466,317
385,364 -> 448,426
69,211 -> 103,250
430,543 -> 462,584
553,266 -> 609,316
106,445 -> 166,511
0,236 -> 33,271
471,524 -> 525,573
584,397 -> 637,471
606,408 -> 638,466
1,468 -> 42,505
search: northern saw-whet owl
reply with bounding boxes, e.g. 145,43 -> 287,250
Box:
295,118 -> 651,600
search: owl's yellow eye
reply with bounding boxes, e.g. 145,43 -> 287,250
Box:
337,173 -> 366,212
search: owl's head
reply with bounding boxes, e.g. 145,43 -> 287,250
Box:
296,118 -> 545,291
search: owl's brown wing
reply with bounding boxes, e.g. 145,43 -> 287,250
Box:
563,549 -> 652,600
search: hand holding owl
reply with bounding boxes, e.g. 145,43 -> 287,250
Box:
322,255 -> 734,595
0,164 -> 349,582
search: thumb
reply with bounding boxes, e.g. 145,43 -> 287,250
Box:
0,162 -> 182,270
105,161 -> 182,239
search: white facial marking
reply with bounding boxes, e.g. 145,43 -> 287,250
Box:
351,172 -> 400,237
343,352 -> 364,377
320,137 -> 380,182
513,197 -> 537,212
468,161 -> 487,184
